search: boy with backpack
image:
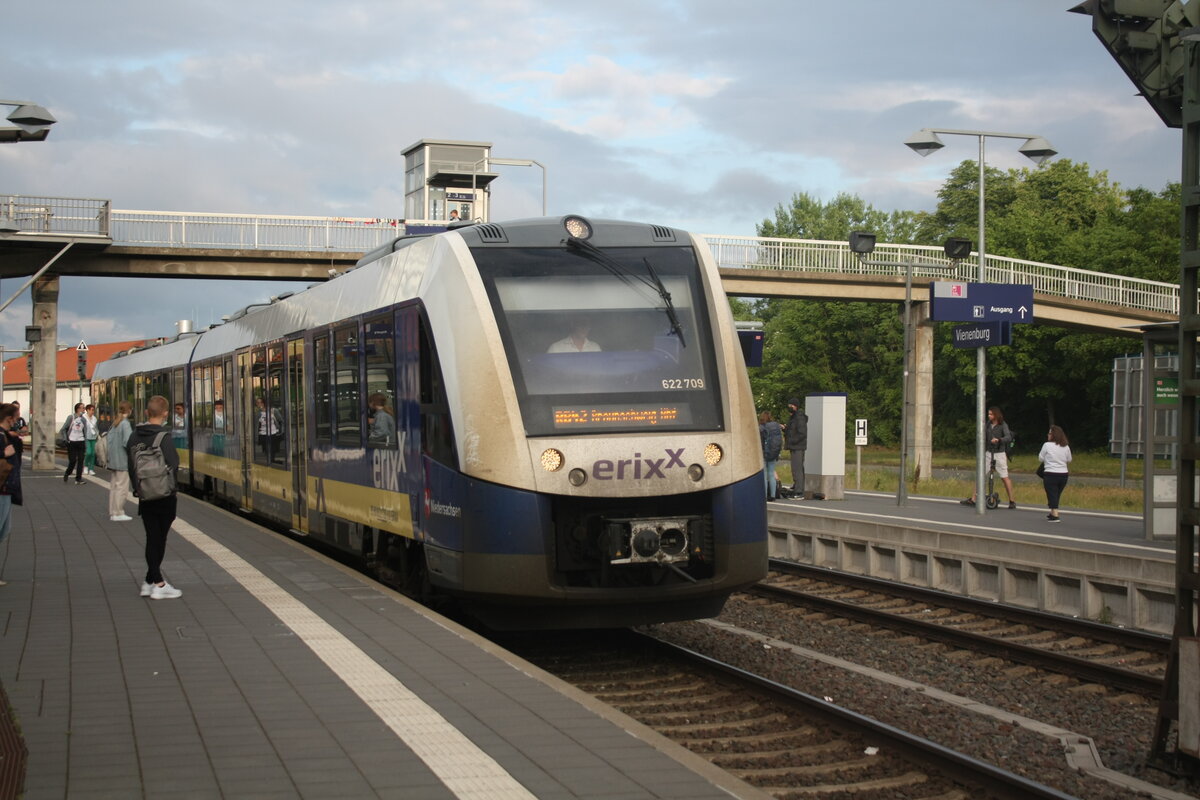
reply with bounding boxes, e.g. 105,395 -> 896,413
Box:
126,395 -> 182,600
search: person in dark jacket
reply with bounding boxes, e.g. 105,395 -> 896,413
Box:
0,402 -> 23,586
126,395 -> 182,600
962,405 -> 1016,509
784,397 -> 808,498
759,411 -> 783,500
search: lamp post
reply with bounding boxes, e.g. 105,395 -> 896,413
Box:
471,156 -> 547,220
0,100 -> 56,143
905,128 -> 1056,514
850,232 -> 967,505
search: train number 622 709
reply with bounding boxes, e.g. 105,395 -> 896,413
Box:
662,378 -> 704,389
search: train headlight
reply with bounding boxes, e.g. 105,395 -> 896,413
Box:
568,468 -> 588,486
540,448 -> 564,471
704,443 -> 723,466
687,464 -> 705,482
563,215 -> 592,240
632,529 -> 660,558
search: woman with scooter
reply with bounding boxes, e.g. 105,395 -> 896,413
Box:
961,406 -> 1017,509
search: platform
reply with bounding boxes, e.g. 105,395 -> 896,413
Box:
769,491 -> 1178,634
0,468 -> 764,800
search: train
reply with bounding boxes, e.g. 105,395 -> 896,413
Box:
91,215 -> 768,629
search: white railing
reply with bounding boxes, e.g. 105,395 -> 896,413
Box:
110,209 -> 413,252
0,195 -> 1181,316
701,234 -> 1180,316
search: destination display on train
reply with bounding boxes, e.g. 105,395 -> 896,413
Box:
553,403 -> 694,430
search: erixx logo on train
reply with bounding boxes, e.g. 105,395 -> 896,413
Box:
592,448 -> 686,480
372,432 -> 408,491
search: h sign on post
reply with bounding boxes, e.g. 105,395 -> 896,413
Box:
855,418 -> 868,446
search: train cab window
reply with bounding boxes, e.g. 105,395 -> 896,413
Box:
313,333 -> 332,443
474,244 -> 724,436
364,316 -> 397,449
334,325 -> 362,447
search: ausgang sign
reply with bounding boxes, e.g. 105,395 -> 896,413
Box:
929,281 -> 1034,323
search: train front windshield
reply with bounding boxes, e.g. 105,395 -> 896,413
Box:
475,244 -> 724,436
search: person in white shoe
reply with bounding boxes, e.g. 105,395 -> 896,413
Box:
106,401 -> 135,522
127,395 -> 182,599
83,404 -> 100,476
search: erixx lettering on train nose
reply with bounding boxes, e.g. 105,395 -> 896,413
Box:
592,448 -> 686,480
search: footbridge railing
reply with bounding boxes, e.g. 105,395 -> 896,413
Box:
0,195 -> 1181,317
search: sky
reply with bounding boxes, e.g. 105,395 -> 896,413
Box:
0,0 -> 1184,354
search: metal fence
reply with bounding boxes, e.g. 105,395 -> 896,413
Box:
1,195 -> 110,237
110,209 -> 407,252
0,195 -> 1182,316
701,234 -> 1180,315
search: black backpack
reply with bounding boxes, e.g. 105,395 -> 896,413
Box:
130,431 -> 176,501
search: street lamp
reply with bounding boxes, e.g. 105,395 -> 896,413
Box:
851,233 -> 967,506
471,156 -> 547,219
906,127 -> 1056,514
0,100 -> 56,143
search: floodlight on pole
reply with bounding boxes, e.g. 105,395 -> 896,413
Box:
0,99 -> 56,143
905,126 -> 1056,515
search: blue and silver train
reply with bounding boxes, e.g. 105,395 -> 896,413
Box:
92,215 -> 768,628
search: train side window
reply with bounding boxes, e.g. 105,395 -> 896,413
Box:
364,315 -> 396,449
213,361 -> 226,432
334,325 -> 362,447
314,333 -> 332,443
252,347 -> 270,464
224,359 -> 234,434
419,316 -> 456,466
268,344 -> 286,464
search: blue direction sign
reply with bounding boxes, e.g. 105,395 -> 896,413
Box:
951,321 -> 1011,349
929,281 -> 1034,323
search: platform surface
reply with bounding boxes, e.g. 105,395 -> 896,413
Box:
0,468 -> 762,800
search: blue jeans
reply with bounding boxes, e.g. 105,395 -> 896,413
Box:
764,460 -> 778,498
0,494 -> 12,547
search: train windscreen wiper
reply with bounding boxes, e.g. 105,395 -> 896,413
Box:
563,237 -> 687,348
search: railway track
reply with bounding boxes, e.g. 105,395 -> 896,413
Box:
754,559 -> 1170,696
502,629 -> 1075,800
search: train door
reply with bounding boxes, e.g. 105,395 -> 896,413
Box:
287,337 -> 308,534
237,350 -> 253,510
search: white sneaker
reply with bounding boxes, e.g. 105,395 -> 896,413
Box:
150,583 -> 182,600
140,582 -> 153,597
110,514 -> 133,522
87,469 -> 95,475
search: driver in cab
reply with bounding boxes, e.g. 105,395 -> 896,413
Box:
547,319 -> 601,353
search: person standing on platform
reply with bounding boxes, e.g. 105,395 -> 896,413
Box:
83,404 -> 99,476
106,401 -> 134,522
128,395 -> 182,599
0,403 -> 24,586
784,397 -> 808,498
962,406 -> 1016,509
62,402 -> 87,484
759,411 -> 783,501
1038,424 -> 1072,523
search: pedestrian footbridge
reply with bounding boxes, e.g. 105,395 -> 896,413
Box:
0,195 -> 1179,334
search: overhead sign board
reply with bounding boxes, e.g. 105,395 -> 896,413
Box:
951,321 -> 1011,349
929,282 -> 1034,324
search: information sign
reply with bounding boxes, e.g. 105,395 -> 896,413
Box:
929,282 -> 1034,323
854,418 -> 868,446
951,322 -> 1012,349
